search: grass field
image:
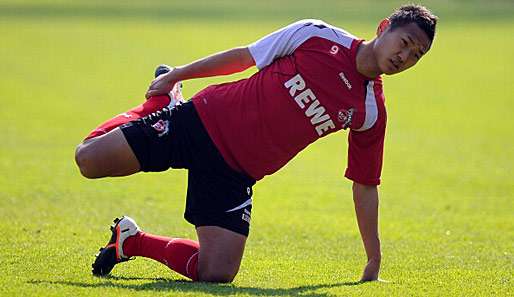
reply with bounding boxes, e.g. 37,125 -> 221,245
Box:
1,0 -> 513,296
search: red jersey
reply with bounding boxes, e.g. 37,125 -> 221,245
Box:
192,19 -> 387,185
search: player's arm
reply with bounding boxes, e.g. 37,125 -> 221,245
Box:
353,182 -> 381,281
146,19 -> 326,98
145,46 -> 255,98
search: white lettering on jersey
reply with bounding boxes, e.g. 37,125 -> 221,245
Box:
294,89 -> 315,108
315,120 -> 336,135
330,45 -> 339,55
284,74 -> 335,136
338,72 -> 352,90
305,100 -> 330,124
284,74 -> 306,96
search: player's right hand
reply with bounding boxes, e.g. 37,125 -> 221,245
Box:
145,71 -> 177,99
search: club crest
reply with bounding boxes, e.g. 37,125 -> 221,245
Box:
151,119 -> 170,137
337,108 -> 354,129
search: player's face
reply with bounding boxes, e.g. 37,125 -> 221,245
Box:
373,22 -> 431,75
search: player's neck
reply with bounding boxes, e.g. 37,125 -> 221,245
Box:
356,40 -> 382,79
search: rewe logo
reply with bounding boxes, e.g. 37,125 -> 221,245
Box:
283,74 -> 336,136
339,72 -> 352,90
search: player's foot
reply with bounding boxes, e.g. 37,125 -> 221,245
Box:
91,216 -> 140,276
154,64 -> 184,106
154,64 -> 173,78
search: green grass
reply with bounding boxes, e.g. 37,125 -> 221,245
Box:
1,0 -> 513,296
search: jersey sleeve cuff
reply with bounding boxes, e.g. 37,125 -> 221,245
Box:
247,44 -> 264,70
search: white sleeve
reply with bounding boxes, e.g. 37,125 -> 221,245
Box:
248,19 -> 355,69
247,19 -> 320,69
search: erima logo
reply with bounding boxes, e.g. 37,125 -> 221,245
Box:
339,72 -> 352,90
284,74 -> 336,136
242,209 -> 251,223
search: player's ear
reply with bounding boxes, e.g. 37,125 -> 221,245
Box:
376,18 -> 390,36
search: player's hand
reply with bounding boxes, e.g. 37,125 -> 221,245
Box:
360,258 -> 381,282
145,71 -> 177,99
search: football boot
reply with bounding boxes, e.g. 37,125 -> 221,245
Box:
91,216 -> 140,276
154,64 -> 184,107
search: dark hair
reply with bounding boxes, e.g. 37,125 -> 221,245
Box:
389,4 -> 438,43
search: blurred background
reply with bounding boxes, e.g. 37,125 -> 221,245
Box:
0,0 -> 512,296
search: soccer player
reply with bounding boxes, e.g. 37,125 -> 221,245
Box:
75,5 -> 437,283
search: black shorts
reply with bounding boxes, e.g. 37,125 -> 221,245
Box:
120,101 -> 255,236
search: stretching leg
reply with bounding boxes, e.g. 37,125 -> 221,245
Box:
74,95 -> 174,178
75,128 -> 140,178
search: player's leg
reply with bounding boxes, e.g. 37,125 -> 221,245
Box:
83,65 -> 182,141
75,128 -> 140,178
91,98 -> 254,282
75,64 -> 183,178
196,226 -> 247,282
92,171 -> 253,282
92,217 -> 247,283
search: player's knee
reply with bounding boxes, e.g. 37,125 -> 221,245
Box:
75,142 -> 103,179
198,268 -> 237,283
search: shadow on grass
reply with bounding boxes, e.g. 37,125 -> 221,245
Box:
28,277 -> 365,297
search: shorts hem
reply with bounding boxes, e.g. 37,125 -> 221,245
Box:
185,213 -> 249,237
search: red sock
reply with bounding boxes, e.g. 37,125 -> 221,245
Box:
84,95 -> 171,140
123,232 -> 200,281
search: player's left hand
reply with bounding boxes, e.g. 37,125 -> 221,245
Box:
145,72 -> 177,99
360,258 -> 381,282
